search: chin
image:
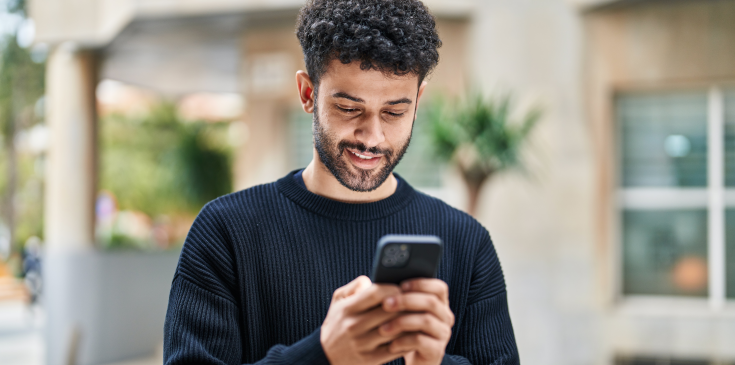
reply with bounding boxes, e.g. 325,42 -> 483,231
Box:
338,164 -> 391,193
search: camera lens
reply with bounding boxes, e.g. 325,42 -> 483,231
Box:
382,243 -> 410,267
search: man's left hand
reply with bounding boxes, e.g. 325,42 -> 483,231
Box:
378,278 -> 455,365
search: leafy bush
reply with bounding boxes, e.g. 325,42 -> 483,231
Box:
99,102 -> 233,248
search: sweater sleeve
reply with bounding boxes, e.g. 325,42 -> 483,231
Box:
163,202 -> 330,365
441,233 -> 519,365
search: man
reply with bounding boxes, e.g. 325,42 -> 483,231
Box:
163,0 -> 518,364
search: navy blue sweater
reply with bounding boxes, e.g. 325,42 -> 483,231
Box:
164,170 -> 519,364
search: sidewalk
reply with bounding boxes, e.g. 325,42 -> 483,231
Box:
0,301 -> 44,365
0,300 -> 162,365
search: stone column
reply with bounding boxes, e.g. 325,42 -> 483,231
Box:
44,42 -> 98,253
43,43 -> 98,365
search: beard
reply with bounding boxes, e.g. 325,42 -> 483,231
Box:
312,105 -> 412,192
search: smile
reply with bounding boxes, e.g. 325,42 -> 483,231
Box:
347,149 -> 381,160
344,148 -> 384,169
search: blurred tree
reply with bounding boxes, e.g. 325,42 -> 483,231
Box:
175,122 -> 233,208
99,102 -> 233,247
427,93 -> 541,216
0,0 -> 46,260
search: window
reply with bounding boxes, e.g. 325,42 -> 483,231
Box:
289,109 -> 315,171
289,107 -> 442,188
726,89 -> 735,299
614,355 -> 733,365
617,87 -> 735,305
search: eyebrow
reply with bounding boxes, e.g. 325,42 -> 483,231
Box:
331,92 -> 413,106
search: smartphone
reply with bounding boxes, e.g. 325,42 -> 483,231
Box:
370,234 -> 443,285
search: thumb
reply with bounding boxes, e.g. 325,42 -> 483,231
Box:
333,275 -> 372,301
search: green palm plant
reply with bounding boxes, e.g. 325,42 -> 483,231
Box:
427,92 -> 541,216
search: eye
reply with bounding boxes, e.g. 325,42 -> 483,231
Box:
336,106 -> 359,114
385,111 -> 405,117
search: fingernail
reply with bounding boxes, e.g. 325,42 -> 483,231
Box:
381,323 -> 393,333
401,282 -> 411,291
385,296 -> 395,308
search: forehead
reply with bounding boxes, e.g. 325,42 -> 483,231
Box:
318,59 -> 419,101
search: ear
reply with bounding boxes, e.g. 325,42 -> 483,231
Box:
296,71 -> 316,113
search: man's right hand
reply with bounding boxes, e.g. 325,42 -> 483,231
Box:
321,276 -> 408,365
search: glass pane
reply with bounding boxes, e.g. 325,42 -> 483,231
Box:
618,92 -> 708,187
393,106 -> 443,188
727,209 -> 735,298
623,209 -> 708,297
725,89 -> 735,187
289,109 -> 314,170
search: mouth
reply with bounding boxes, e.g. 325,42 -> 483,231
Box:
345,148 -> 383,169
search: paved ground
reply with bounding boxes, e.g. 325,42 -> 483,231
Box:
0,301 -> 161,365
0,301 -> 44,365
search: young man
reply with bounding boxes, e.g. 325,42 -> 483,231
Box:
163,1 -> 518,364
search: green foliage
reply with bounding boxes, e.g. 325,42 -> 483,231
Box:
0,6 -> 46,263
426,92 -> 541,181
106,231 -> 141,250
1,37 -> 45,136
100,103 -> 233,218
175,123 -> 233,207
5,0 -> 27,14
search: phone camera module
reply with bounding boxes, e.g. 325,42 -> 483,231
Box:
381,244 -> 410,268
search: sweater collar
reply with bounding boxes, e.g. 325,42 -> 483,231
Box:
276,169 -> 417,221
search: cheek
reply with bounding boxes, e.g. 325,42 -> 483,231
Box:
319,112 -> 353,142
385,120 -> 413,143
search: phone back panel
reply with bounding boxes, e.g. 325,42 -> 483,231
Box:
371,235 -> 443,285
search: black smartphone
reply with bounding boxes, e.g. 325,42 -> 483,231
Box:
370,234 -> 443,285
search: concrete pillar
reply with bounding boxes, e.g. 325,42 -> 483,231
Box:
44,42 -> 98,253
43,43 -> 98,365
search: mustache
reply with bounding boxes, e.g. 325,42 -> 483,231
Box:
337,141 -> 393,159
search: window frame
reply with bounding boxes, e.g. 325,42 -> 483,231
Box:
613,83 -> 735,313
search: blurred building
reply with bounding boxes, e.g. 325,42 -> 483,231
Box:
27,0 -> 735,364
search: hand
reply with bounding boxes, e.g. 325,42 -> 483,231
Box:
379,278 -> 455,365
321,276 -> 410,365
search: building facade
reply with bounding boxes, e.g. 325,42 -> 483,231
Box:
29,0 -> 735,364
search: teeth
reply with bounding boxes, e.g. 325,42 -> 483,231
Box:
351,151 -> 375,160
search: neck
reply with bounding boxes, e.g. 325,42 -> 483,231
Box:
301,156 -> 398,204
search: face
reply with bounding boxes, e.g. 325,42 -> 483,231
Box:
303,60 -> 425,192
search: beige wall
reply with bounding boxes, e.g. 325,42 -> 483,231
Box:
465,1 -> 600,364
585,0 -> 735,361
30,0 -> 135,46
236,16 -> 304,190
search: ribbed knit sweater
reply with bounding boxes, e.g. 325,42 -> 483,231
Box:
163,170 -> 519,365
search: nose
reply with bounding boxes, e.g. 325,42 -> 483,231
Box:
354,113 -> 385,149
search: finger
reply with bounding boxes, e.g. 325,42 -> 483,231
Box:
343,283 -> 401,314
379,313 -> 451,340
388,332 -> 444,359
346,306 -> 402,337
353,325 -> 403,352
401,278 -> 449,303
365,342 -> 411,364
344,275 -> 372,297
383,292 -> 455,326
333,275 -> 372,301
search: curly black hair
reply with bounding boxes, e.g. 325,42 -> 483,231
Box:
296,0 -> 442,87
